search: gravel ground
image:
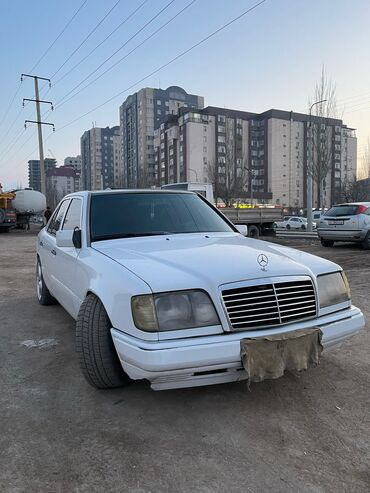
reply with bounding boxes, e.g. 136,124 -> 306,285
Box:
0,227 -> 369,493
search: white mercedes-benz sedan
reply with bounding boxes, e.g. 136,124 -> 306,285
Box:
36,190 -> 365,390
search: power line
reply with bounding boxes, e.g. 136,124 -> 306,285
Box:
52,0 -> 149,88
55,0 -> 198,111
0,83 -> 22,130
50,0 -> 122,80
57,0 -> 267,132
29,0 -> 88,73
53,0 -> 176,107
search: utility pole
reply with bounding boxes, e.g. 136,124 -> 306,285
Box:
21,74 -> 54,196
307,99 -> 327,232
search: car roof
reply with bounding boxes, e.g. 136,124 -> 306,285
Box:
331,202 -> 370,207
63,189 -> 196,199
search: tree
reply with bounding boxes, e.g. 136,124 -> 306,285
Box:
308,67 -> 338,208
207,119 -> 250,206
341,174 -> 370,202
358,138 -> 370,180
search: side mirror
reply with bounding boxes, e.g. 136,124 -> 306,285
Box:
56,228 -> 82,248
235,224 -> 248,236
72,228 -> 82,249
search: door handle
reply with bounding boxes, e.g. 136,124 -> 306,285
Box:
39,240 -> 43,247
51,249 -> 57,256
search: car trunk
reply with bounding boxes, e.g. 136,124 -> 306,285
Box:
321,205 -> 361,232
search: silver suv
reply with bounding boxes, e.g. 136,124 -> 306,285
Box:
317,202 -> 370,249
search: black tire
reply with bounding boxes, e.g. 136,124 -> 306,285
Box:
301,224 -> 306,230
321,239 -> 334,247
286,224 -> 291,230
362,231 -> 370,250
76,294 -> 131,389
36,258 -> 57,305
248,225 -> 260,238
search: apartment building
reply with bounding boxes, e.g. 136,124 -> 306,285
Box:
45,166 -> 79,209
80,126 -> 121,190
28,158 -> 57,192
119,86 -> 204,188
63,155 -> 82,191
154,106 -> 356,209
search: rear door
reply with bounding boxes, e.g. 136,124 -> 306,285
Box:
52,197 -> 83,318
39,200 -> 70,294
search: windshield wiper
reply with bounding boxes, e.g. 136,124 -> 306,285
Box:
92,231 -> 172,241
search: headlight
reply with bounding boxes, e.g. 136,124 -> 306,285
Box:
317,271 -> 351,308
131,290 -> 220,331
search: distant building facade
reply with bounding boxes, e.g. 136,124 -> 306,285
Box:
119,86 -> 204,188
45,166 -> 79,209
154,106 -> 357,208
63,155 -> 82,191
80,126 -> 121,190
28,158 -> 57,192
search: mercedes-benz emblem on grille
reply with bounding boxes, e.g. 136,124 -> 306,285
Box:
257,254 -> 268,271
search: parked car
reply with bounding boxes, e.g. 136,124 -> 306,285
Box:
36,191 -> 364,390
274,216 -> 316,230
317,202 -> 370,248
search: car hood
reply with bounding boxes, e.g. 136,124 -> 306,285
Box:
92,233 -> 340,292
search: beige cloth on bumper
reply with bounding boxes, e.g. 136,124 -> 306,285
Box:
240,328 -> 323,382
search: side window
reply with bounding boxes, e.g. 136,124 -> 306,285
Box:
62,199 -> 82,230
47,200 -> 70,236
47,204 -> 61,235
291,217 -> 299,222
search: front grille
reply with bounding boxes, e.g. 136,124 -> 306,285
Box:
222,279 -> 317,330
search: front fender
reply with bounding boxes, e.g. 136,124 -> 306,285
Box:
77,248 -> 158,341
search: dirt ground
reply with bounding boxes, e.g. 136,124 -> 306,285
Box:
0,227 -> 369,493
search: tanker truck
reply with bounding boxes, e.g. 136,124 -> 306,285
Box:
0,188 -> 46,231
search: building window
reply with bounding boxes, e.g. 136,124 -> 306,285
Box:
203,146 -> 207,153
157,109 -> 161,115
217,115 -> 226,123
157,100 -> 161,105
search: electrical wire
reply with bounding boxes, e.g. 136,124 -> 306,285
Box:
52,0 -> 149,88
28,0 -> 88,73
57,0 -> 267,132
53,0 -> 176,106
54,0 -> 198,110
50,0 -> 121,80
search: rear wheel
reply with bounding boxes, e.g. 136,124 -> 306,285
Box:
361,231 -> 370,250
321,239 -> 334,247
286,224 -> 291,230
76,294 -> 131,389
301,224 -> 306,230
36,259 -> 57,305
248,225 -> 260,238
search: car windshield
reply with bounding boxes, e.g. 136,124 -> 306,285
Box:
325,205 -> 360,217
90,192 -> 234,241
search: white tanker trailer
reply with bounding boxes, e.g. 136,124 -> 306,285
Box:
0,188 -> 46,230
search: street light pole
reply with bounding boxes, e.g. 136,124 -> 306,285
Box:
307,99 -> 327,232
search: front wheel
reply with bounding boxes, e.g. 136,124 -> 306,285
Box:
321,239 -> 334,247
301,224 -> 306,230
76,294 -> 131,389
36,259 -> 57,305
286,224 -> 291,230
362,231 -> 370,250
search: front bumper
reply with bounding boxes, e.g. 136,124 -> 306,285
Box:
111,305 -> 365,390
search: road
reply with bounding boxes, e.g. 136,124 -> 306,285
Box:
1,228 -> 369,493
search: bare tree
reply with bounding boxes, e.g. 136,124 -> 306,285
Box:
308,66 -> 338,208
207,124 -> 250,206
341,173 -> 370,202
358,138 -> 370,180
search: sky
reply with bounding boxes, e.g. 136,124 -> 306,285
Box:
1,0 -> 370,189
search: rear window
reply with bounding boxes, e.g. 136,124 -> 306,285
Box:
325,205 -> 360,217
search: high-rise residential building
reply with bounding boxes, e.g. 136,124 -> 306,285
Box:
80,126 -> 121,190
28,158 -> 57,192
63,155 -> 82,191
119,86 -> 204,188
154,106 -> 357,209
